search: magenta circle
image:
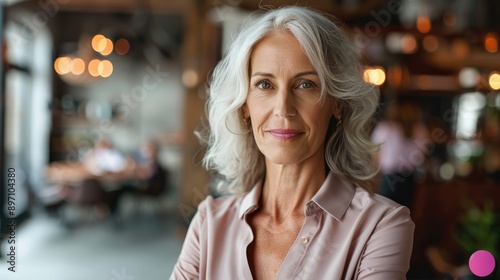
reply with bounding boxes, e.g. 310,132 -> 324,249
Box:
469,250 -> 496,277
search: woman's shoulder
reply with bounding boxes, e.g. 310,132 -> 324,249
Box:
348,187 -> 414,241
197,192 -> 247,218
353,186 -> 411,217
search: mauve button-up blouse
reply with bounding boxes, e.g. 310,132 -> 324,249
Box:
170,172 -> 415,280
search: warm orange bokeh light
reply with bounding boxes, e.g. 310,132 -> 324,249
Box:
417,16 -> 431,33
70,58 -> 85,75
54,56 -> 72,75
115,38 -> 130,55
485,33 -> 498,53
100,39 -> 114,56
92,34 -> 106,52
98,60 -> 113,77
88,59 -> 101,77
363,67 -> 386,86
489,72 -> 500,90
423,35 -> 439,52
182,69 -> 199,88
401,34 -> 418,54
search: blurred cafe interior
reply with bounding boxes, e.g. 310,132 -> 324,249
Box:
0,0 -> 500,279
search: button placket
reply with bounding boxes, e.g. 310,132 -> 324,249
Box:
300,203 -> 320,246
283,211 -> 318,279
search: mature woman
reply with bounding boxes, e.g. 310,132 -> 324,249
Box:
171,6 -> 414,280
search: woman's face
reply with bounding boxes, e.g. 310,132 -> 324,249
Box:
243,31 -> 338,166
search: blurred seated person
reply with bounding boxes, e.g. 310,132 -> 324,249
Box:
122,140 -> 168,195
82,139 -> 127,175
371,100 -> 429,209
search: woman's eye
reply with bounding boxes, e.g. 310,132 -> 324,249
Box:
297,81 -> 315,89
255,80 -> 272,90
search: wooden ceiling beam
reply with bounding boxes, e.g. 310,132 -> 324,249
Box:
10,0 -> 194,14
11,0 -> 388,18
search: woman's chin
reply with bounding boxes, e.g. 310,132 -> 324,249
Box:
264,154 -> 304,166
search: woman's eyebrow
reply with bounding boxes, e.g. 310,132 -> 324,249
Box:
251,72 -> 274,78
250,71 -> 318,78
293,71 -> 318,78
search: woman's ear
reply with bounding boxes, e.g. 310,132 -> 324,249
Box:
242,103 -> 250,119
332,99 -> 342,119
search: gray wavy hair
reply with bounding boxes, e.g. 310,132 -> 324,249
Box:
197,6 -> 379,194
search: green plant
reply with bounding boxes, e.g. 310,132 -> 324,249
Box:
455,199 -> 500,277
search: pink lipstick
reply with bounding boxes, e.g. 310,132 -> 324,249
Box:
268,129 -> 303,140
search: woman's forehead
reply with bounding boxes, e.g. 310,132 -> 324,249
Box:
249,32 -> 316,75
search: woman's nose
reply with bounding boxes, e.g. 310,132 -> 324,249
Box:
273,88 -> 297,118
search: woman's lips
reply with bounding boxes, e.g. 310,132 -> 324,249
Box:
267,129 -> 304,140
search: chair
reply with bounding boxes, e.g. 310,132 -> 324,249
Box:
63,178 -> 111,226
36,182 -> 67,218
125,164 -> 169,218
140,164 -> 168,195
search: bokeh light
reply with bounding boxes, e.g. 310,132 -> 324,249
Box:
70,58 -> 85,75
100,38 -> 114,56
489,72 -> 500,90
385,32 -> 402,53
469,250 -> 496,277
416,16 -> 431,33
88,59 -> 101,77
91,34 -> 106,52
423,35 -> 439,52
363,67 -> 386,86
98,60 -> 113,78
401,34 -> 418,54
485,33 -> 498,53
54,56 -> 71,75
115,38 -> 130,55
439,162 -> 454,180
459,68 -> 480,88
182,69 -> 199,88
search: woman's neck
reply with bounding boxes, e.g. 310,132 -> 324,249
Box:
259,157 -> 327,223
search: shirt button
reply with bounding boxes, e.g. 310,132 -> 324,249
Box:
301,236 -> 309,244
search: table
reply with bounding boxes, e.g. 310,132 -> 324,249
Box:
45,159 -> 142,190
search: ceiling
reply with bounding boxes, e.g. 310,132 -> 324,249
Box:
8,0 -> 192,13
7,0 -> 500,93
9,0 -> 500,28
8,0 -> 398,19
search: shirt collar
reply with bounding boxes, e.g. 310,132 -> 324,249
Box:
238,178 -> 262,219
238,171 -> 355,220
311,172 -> 355,221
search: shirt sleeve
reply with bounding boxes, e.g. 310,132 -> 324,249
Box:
356,206 -> 415,280
170,200 -> 207,280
